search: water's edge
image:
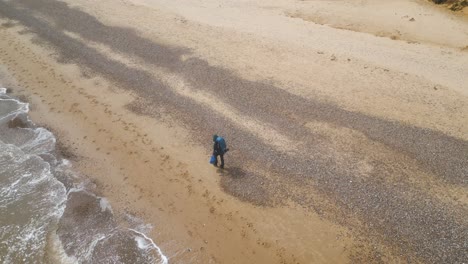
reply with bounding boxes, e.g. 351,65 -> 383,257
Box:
0,88 -> 168,263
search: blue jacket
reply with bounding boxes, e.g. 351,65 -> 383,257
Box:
213,136 -> 226,155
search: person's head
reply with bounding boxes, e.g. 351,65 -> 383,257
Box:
213,134 -> 218,142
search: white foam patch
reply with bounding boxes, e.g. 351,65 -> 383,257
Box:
129,229 -> 168,264
135,236 -> 152,250
61,159 -> 71,167
99,198 -> 113,214
0,98 -> 29,122
20,128 -> 56,155
0,87 -> 6,94
67,187 -> 85,195
83,234 -> 108,261
47,229 -> 78,264
0,141 -> 67,262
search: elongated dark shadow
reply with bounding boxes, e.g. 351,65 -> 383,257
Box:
1,0 -> 467,263
6,0 -> 467,186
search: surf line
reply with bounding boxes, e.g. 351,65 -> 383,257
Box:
129,228 -> 169,264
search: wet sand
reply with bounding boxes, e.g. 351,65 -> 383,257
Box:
0,0 -> 467,263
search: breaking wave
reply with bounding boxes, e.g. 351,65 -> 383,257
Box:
0,88 -> 168,263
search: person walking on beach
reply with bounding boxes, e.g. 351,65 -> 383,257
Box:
212,134 -> 228,169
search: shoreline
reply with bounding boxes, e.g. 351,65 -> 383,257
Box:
0,22 -> 353,264
0,88 -> 168,263
1,0 -> 467,262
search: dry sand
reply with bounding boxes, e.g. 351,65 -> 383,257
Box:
0,0 -> 467,263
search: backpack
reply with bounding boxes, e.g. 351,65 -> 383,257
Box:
216,137 -> 227,153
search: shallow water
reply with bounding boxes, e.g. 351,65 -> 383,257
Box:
0,88 -> 168,263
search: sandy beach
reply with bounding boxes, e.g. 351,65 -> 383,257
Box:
0,0 -> 467,263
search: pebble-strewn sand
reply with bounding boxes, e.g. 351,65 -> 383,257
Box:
0,0 -> 467,262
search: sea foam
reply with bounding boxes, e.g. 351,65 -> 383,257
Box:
0,88 -> 168,263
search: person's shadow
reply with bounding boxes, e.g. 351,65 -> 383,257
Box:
217,167 -> 247,179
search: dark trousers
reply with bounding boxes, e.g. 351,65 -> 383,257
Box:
215,154 -> 224,168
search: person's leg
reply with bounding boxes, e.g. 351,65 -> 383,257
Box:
220,154 -> 224,169
214,154 -> 219,167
